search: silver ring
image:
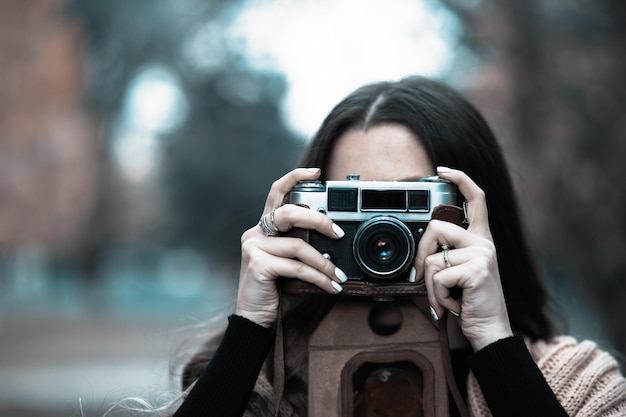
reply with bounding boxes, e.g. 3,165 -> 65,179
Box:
269,208 -> 280,233
258,214 -> 277,236
442,245 -> 452,268
258,208 -> 280,236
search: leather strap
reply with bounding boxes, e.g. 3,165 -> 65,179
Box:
437,310 -> 470,417
278,278 -> 428,296
273,302 -> 285,417
431,204 -> 467,227
431,204 -> 470,416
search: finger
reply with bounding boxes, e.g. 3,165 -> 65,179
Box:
422,252 -> 443,319
264,168 -> 321,214
269,256 -> 343,294
254,235 -> 347,284
431,267 -> 462,315
422,247 -> 463,318
272,204 -> 345,239
414,219 -> 471,280
440,246 -> 477,272
419,242 -> 475,276
436,166 -> 491,239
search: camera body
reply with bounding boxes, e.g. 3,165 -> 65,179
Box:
279,176 -> 469,416
289,175 -> 458,284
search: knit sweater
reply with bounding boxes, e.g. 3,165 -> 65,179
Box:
467,336 -> 626,417
175,316 -> 626,417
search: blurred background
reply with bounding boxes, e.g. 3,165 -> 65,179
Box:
1,0 -> 624,416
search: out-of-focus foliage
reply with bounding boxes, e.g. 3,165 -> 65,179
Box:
441,0 -> 626,354
65,0 -> 303,273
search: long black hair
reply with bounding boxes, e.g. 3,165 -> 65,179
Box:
300,76 -> 554,340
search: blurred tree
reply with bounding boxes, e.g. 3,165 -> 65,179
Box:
65,0 -> 302,273
164,68 -> 302,263
441,0 -> 626,355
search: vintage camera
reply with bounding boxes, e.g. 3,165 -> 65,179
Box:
288,175 -> 458,284
277,175 -> 469,416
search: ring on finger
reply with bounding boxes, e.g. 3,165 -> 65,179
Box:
269,207 -> 280,233
258,208 -> 281,236
258,215 -> 275,236
441,244 -> 452,268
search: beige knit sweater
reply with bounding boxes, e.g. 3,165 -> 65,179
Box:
250,336 -> 626,417
467,336 -> 626,416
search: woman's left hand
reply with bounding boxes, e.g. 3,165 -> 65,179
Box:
414,167 -> 513,351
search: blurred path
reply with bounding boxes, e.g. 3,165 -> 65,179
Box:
0,311 -> 214,417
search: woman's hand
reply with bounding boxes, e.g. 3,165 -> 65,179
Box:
235,168 -> 346,328
414,166 -> 513,351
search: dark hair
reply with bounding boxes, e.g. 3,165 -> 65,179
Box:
181,76 -> 555,417
299,76 -> 554,340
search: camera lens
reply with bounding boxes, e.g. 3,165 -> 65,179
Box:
353,216 -> 415,280
372,237 -> 393,261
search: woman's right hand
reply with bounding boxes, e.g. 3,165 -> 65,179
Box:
235,168 -> 347,328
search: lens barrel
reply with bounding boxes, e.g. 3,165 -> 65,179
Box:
353,216 -> 415,280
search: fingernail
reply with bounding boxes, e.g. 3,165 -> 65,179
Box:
429,306 -> 439,321
332,223 -> 345,238
335,267 -> 348,283
437,166 -> 452,173
409,267 -> 417,283
331,281 -> 343,293
307,167 -> 321,174
449,309 -> 460,317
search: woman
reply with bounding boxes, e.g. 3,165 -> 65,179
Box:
173,77 -> 626,416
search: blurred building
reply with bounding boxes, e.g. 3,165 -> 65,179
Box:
0,0 -> 100,255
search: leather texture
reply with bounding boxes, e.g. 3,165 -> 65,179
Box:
272,204 -> 470,417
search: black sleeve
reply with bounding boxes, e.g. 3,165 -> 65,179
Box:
174,315 -> 276,417
468,334 -> 568,417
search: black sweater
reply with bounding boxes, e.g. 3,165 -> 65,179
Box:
174,315 -> 568,417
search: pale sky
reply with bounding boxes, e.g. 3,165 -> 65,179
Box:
229,0 -> 460,138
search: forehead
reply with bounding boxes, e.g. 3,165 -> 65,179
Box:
326,124 -> 434,181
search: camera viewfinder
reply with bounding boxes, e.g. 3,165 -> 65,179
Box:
362,190 -> 406,211
328,188 -> 358,211
408,190 -> 429,212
